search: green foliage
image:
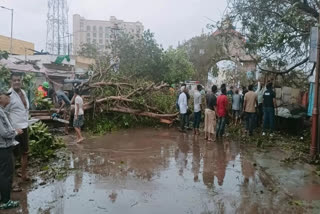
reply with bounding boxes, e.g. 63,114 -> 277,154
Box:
178,34 -> 226,83
109,30 -> 194,84
0,51 -> 9,60
78,43 -> 100,58
228,0 -> 317,73
28,121 -> 65,160
145,90 -> 176,113
162,48 -> 195,84
0,66 -> 11,90
112,30 -> 165,81
34,96 -> 54,110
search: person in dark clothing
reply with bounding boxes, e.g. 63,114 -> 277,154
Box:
262,83 -> 277,136
204,85 -> 217,141
227,86 -> 234,97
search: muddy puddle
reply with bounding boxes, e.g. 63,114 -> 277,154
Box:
5,128 -> 307,214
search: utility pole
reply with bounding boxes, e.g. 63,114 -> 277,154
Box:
311,16 -> 320,157
0,6 -> 14,54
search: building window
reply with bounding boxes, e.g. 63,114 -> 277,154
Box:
86,38 -> 91,43
86,25 -> 91,31
99,26 -> 103,32
99,33 -> 103,38
93,39 -> 97,44
93,32 -> 97,37
87,32 -> 90,37
93,26 -> 97,31
105,27 -> 109,32
99,39 -> 103,44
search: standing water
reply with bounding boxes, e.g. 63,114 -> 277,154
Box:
6,128 -> 303,214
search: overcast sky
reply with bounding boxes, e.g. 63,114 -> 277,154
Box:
0,0 -> 227,51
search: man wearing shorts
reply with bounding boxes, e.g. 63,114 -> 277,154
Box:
73,89 -> 84,143
204,85 -> 217,141
6,73 -> 30,188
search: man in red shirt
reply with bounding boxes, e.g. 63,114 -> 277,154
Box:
216,88 -> 228,137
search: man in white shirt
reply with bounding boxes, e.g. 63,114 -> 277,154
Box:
193,85 -> 202,135
73,89 -> 84,143
255,81 -> 266,127
178,86 -> 188,132
6,73 -> 30,185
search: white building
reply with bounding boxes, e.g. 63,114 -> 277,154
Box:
73,14 -> 144,55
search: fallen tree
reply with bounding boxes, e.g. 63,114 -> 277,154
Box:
76,66 -> 178,123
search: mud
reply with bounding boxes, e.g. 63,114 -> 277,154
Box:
3,128 -> 315,214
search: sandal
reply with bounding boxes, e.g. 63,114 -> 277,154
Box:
0,200 -> 19,209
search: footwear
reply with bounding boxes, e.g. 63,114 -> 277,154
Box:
262,132 -> 266,136
0,200 -> 19,209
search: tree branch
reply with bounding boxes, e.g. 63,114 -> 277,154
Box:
259,57 -> 309,74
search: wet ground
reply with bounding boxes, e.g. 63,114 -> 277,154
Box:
4,128 -> 319,214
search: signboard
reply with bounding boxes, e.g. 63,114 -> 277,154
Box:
310,27 -> 318,62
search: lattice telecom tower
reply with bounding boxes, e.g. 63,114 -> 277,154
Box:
46,0 -> 69,55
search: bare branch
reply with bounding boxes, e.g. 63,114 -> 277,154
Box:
259,57 -> 309,74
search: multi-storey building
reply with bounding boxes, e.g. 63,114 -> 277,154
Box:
73,14 -> 144,55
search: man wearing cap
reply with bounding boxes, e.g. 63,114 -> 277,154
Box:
6,73 -> 30,187
0,89 -> 21,209
37,81 -> 49,98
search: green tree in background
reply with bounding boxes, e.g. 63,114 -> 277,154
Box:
227,0 -> 318,74
162,48 -> 195,84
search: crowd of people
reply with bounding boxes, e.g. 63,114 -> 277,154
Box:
0,73 -> 85,210
177,81 -> 277,140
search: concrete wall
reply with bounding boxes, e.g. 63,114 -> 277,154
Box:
0,35 -> 34,55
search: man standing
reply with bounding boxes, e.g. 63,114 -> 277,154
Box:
178,86 -> 188,133
193,85 -> 203,135
6,73 -> 30,184
0,89 -> 20,209
255,82 -> 266,127
243,85 -> 258,136
232,89 -> 241,125
74,89 -> 85,143
204,85 -> 217,141
216,88 -> 229,138
262,83 -> 277,136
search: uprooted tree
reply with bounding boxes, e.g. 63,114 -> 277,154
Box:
74,30 -> 196,123
79,70 -> 179,122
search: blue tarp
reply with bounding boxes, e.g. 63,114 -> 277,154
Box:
308,83 -> 314,117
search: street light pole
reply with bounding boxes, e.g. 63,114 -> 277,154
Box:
0,6 -> 14,54
10,8 -> 13,54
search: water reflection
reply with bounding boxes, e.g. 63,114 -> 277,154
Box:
8,129 -> 303,214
